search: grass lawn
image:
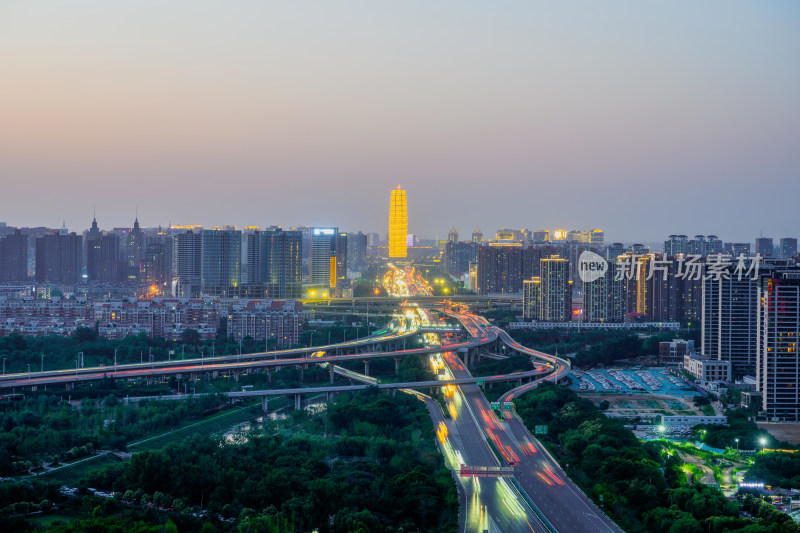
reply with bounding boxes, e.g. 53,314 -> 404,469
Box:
128,401 -> 266,452
27,513 -> 76,527
35,453 -> 122,485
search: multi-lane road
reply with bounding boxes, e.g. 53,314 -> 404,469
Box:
440,313 -> 621,532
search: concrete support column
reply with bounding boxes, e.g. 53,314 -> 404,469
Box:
233,371 -> 239,382
330,365 -> 335,384
364,361 -> 370,376
394,357 -> 400,373
261,397 -> 269,413
294,394 -> 302,410
267,368 -> 272,384
212,371 -> 219,379
299,366 -> 304,383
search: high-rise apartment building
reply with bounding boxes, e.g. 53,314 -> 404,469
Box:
664,235 -> 689,256
347,231 -> 368,273
124,217 -> 145,281
310,227 -> 339,288
702,272 -> 760,372
476,244 -> 522,295
247,228 -> 303,299
201,228 -> 241,297
87,232 -> 124,282
539,256 -> 571,321
35,231 -> 83,285
443,241 -> 478,275
175,230 -> 203,297
584,266 -> 611,322
757,270 -> 800,420
0,229 -> 28,282
522,277 -> 541,321
388,186 -> 408,258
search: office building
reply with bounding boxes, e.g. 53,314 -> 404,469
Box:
35,231 -> 83,285
757,270 -> 800,420
472,229 -> 483,243
448,228 -> 459,243
659,339 -> 695,364
780,238 -> 798,260
0,229 -> 28,282
540,256 -> 571,322
388,186 -> 408,258
684,353 -> 732,383
201,227 -> 241,297
756,237 -> 774,258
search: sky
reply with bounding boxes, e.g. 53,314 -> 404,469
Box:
1,1 -> 798,243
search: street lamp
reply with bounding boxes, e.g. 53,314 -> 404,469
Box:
40,353 -> 45,373
27,363 -> 31,383
735,438 -> 739,451
760,437 -> 767,451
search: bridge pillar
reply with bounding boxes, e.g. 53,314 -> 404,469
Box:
233,371 -> 240,382
190,373 -> 196,382
267,368 -> 272,384
364,361 -> 370,376
146,377 -> 153,385
65,383 -> 72,391
294,394 -> 303,410
330,365 -> 335,384
394,357 -> 400,373
299,366 -> 304,383
212,371 -> 219,379
261,396 -> 268,414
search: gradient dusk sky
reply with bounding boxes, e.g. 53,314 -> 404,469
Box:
1,1 -> 798,243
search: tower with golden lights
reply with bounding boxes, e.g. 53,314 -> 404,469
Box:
389,185 -> 408,258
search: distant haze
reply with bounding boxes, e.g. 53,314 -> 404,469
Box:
1,2 -> 798,242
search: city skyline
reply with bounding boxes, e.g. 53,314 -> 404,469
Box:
2,2 -> 799,241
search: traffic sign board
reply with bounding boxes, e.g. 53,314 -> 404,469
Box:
490,402 -> 500,410
535,425 -> 548,435
503,402 -> 514,410
476,379 -> 484,386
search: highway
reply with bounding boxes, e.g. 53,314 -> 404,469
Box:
8,261 -> 620,532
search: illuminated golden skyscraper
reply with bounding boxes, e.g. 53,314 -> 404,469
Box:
389,185 -> 408,258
